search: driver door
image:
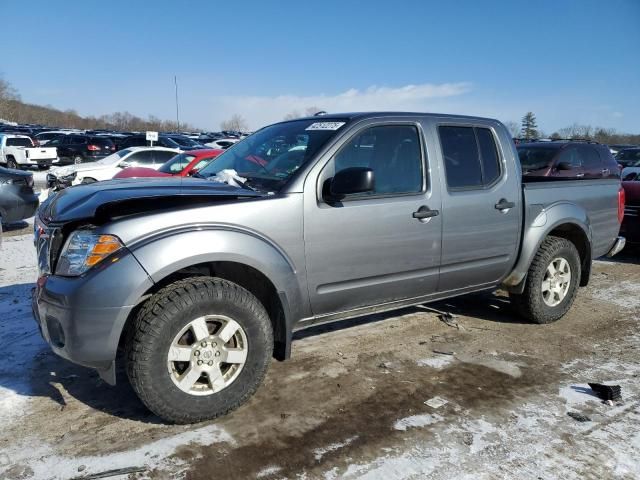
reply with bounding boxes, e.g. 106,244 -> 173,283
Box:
303,121 -> 442,316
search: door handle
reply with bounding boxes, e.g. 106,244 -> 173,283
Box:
494,199 -> 515,210
601,168 -> 610,176
576,172 -> 585,178
413,206 -> 439,219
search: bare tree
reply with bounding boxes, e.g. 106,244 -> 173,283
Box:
220,114 -> 249,132
283,110 -> 301,121
503,121 -> 521,138
304,106 -> 323,116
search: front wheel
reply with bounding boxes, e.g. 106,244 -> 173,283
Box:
126,277 -> 273,424
510,236 -> 581,324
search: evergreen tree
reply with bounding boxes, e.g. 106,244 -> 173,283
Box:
521,112 -> 539,140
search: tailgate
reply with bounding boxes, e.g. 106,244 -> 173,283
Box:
26,147 -> 57,160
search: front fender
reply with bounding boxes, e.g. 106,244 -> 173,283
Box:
129,227 -> 308,323
503,201 -> 592,288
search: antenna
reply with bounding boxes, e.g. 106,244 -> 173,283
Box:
174,75 -> 180,131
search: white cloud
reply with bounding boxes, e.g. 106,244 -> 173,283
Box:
203,82 -> 472,130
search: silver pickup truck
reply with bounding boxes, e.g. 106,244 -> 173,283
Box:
32,112 -> 625,423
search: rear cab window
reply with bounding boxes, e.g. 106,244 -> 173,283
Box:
6,137 -> 34,147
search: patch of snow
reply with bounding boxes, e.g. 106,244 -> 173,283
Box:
0,234 -> 40,427
417,356 -> 454,369
592,280 -> 640,309
394,414 -> 444,431
1,424 -> 233,480
256,465 -> 283,478
314,436 -> 358,461
558,384 -> 603,408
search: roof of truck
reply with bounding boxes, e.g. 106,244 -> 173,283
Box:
280,111 -> 500,123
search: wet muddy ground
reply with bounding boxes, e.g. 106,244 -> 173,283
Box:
1,234 -> 639,479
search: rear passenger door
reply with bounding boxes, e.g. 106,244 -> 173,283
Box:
436,123 -> 521,292
580,145 -> 608,179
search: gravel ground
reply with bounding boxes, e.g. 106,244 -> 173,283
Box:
0,232 -> 638,480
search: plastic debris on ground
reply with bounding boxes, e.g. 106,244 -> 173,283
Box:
588,383 -> 622,402
424,396 -> 448,409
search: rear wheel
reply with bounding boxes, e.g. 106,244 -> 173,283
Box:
81,177 -> 97,184
6,157 -> 18,170
510,236 -> 581,324
73,155 -> 83,165
126,277 -> 273,424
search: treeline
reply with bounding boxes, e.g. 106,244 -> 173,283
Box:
0,77 -> 197,132
509,112 -> 640,145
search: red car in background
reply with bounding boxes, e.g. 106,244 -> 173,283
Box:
113,149 -> 223,179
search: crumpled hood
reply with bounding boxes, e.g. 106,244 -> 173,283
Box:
40,177 -> 263,224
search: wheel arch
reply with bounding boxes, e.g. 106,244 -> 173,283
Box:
503,203 -> 592,291
118,229 -> 306,362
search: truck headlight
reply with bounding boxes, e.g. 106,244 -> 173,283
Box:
56,231 -> 124,276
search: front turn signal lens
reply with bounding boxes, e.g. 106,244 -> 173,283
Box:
56,231 -> 124,276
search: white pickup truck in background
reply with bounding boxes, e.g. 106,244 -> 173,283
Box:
0,134 -> 57,170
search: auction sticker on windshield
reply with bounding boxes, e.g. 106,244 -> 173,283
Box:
305,122 -> 346,131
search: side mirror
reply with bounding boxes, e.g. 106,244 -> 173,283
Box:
330,167 -> 374,197
556,161 -> 573,171
119,161 -> 131,169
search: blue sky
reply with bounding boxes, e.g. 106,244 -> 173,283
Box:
3,0 -> 639,132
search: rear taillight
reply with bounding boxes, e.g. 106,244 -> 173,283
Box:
618,187 -> 625,223
87,144 -> 101,151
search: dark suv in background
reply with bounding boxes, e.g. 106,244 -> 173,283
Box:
47,134 -> 116,165
118,134 -> 184,150
616,148 -> 640,169
517,141 -> 619,180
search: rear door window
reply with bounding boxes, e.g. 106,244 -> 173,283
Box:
439,126 -> 482,189
127,150 -> 154,165
580,146 -> 601,170
153,150 -> 179,165
439,126 -> 503,190
476,128 -> 501,185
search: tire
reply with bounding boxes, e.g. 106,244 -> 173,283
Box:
6,157 -> 19,170
81,177 -> 97,184
73,155 -> 83,165
126,276 -> 273,424
510,236 -> 581,324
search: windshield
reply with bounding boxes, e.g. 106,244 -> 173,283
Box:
517,146 -> 559,171
170,136 -> 200,147
616,149 -> 640,167
158,153 -> 195,173
197,119 -> 346,191
97,149 -> 132,165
